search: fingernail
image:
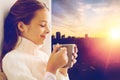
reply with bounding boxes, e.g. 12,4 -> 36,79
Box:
56,43 -> 59,47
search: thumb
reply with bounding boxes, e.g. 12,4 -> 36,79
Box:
52,44 -> 62,54
57,47 -> 67,55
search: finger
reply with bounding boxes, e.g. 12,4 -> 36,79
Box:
52,43 -> 62,53
57,47 -> 68,64
70,59 -> 77,68
72,53 -> 78,59
72,59 -> 77,64
74,45 -> 78,53
57,47 -> 67,55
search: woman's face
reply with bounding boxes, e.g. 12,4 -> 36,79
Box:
21,8 -> 50,45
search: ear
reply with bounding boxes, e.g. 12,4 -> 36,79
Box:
17,21 -> 27,32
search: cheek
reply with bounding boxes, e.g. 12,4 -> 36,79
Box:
26,29 -> 39,38
27,27 -> 45,38
39,28 -> 45,33
37,28 -> 44,36
33,28 -> 44,37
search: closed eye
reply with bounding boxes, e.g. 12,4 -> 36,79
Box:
40,25 -> 45,27
39,21 -> 47,27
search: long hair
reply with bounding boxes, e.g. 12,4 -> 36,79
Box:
1,0 -> 48,59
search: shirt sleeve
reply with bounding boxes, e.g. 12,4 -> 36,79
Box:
2,54 -> 56,80
56,71 -> 69,80
44,72 -> 56,80
2,55 -> 37,80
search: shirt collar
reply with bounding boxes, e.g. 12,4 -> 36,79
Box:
14,36 -> 42,55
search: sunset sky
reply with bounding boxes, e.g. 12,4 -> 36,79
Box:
52,0 -> 120,38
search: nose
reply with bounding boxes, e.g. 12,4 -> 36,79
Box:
45,27 -> 50,34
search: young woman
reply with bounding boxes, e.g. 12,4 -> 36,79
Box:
1,0 -> 77,80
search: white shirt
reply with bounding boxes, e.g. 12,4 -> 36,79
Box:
2,37 -> 69,80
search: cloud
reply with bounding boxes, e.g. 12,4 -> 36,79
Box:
52,0 -> 120,37
107,0 -> 120,5
52,0 -> 82,20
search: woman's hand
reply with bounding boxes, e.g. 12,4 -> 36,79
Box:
70,45 -> 78,67
46,44 -> 68,74
59,45 -> 78,76
59,68 -> 68,77
0,72 -> 7,80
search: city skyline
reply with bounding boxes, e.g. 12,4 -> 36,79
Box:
52,0 -> 120,38
52,31 -> 90,39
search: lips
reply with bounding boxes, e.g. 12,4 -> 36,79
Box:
40,35 -> 46,39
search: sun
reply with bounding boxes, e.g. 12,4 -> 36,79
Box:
109,28 -> 120,40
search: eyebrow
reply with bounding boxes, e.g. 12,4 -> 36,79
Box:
40,20 -> 48,23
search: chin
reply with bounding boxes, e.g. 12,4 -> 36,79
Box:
37,41 -> 44,45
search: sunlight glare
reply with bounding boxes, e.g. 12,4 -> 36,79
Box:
109,28 -> 120,40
